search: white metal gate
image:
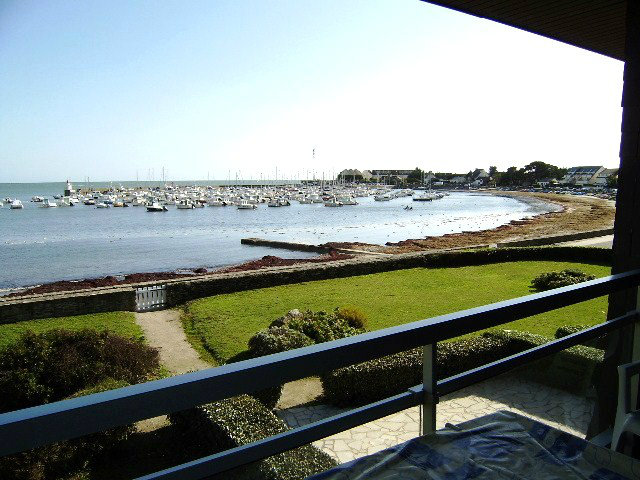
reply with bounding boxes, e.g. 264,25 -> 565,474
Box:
135,285 -> 166,312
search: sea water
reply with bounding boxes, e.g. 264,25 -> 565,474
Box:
0,182 -> 556,289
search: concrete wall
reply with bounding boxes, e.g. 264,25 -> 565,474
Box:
0,287 -> 136,324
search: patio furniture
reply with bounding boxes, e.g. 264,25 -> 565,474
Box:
612,360 -> 640,452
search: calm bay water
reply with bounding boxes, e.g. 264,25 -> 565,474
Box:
0,182 -> 556,289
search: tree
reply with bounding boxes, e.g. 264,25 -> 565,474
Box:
406,167 -> 424,184
522,162 -> 567,183
488,166 -> 498,177
606,174 -> 618,188
499,166 -> 525,186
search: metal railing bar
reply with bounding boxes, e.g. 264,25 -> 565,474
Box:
136,389 -> 422,480
1,270 -> 639,455
437,311 -> 638,396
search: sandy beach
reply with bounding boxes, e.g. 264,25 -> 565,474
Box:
323,192 -> 616,253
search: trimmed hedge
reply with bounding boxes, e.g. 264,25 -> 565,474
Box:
485,330 -> 603,394
321,330 -> 604,406
322,336 -> 517,406
417,246 -> 612,269
555,325 -> 591,338
555,324 -> 606,349
169,395 -> 337,480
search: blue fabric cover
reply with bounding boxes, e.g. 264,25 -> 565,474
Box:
308,411 -> 640,479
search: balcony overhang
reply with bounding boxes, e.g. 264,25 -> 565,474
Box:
421,0 -> 626,61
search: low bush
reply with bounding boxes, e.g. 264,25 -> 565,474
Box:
0,378 -> 135,480
169,395 -> 336,480
284,310 -> 365,343
0,329 -> 159,413
0,330 -> 159,480
335,306 -> 368,330
530,269 -> 596,292
248,327 -> 314,357
244,308 -> 366,408
322,330 -> 605,406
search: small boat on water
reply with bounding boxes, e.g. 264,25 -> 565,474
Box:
40,198 -> 57,208
31,196 -> 44,203
177,200 -> 195,209
413,191 -> 444,201
374,193 -> 393,201
336,195 -> 357,205
324,197 -> 343,207
147,202 -> 168,212
10,200 -> 24,209
96,202 -> 110,209
84,198 -> 96,205
237,200 -> 257,210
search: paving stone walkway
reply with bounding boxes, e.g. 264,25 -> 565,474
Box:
276,373 -> 594,464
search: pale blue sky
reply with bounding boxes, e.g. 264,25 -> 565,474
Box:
0,0 -> 624,182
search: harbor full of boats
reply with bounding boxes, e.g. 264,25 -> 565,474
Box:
1,181 -> 447,212
0,181 -> 552,291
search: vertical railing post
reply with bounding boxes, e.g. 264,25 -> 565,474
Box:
422,343 -> 436,434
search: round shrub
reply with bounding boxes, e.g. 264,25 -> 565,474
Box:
335,306 -> 368,329
286,310 -> 365,344
248,327 -> 314,357
530,269 -> 596,292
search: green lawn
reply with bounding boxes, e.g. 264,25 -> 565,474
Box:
183,261 -> 611,363
0,311 -> 142,351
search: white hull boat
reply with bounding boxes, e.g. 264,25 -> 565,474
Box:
147,202 -> 168,212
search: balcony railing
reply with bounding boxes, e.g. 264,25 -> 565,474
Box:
1,269 -> 640,480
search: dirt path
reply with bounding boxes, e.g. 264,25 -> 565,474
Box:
135,310 -> 210,374
134,309 -> 211,432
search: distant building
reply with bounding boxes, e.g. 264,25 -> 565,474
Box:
449,175 -> 468,185
337,169 -> 364,182
560,166 -> 607,186
594,168 -> 619,186
368,169 -> 415,182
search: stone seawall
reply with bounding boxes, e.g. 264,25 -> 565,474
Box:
0,245 -> 612,324
0,287 -> 136,324
164,253 -> 431,306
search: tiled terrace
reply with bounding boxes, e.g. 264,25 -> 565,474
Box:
276,373 -> 594,463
